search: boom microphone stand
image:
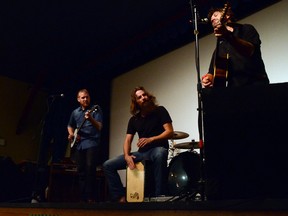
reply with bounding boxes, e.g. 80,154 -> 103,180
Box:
168,1 -> 207,203
189,0 -> 206,201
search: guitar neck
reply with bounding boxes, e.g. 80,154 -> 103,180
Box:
212,2 -> 230,88
76,105 -> 98,132
77,118 -> 87,131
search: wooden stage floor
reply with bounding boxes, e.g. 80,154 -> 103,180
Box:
1,199 -> 288,216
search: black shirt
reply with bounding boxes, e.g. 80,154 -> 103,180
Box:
127,106 -> 172,152
208,23 -> 269,87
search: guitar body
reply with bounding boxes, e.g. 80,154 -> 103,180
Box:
213,53 -> 229,87
70,128 -> 79,148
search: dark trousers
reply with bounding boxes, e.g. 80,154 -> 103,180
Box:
76,146 -> 100,201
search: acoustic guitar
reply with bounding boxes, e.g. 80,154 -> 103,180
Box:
213,2 -> 231,87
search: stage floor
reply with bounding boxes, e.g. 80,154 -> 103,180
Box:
1,198 -> 288,216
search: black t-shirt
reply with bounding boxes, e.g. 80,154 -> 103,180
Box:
127,106 -> 172,152
208,23 -> 269,87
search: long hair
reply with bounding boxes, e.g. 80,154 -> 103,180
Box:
130,86 -> 157,116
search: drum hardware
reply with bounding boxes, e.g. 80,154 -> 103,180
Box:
173,140 -> 199,149
172,131 -> 189,140
166,149 -> 206,202
166,151 -> 202,201
167,127 -> 205,202
167,140 -> 180,166
167,131 -> 189,166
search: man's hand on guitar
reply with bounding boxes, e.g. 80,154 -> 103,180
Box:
202,73 -> 214,88
213,23 -> 230,38
68,134 -> 74,142
85,111 -> 93,121
211,4 -> 231,38
69,132 -> 80,148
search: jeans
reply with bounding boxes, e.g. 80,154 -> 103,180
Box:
103,147 -> 168,201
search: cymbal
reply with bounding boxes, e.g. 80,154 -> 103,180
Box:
172,131 -> 189,140
174,141 -> 199,149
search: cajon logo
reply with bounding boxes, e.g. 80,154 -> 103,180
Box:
130,192 -> 140,200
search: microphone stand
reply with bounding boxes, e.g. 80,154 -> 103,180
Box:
31,96 -> 62,202
189,0 -> 206,201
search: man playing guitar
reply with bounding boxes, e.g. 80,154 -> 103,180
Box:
202,4 -> 269,88
67,89 -> 103,203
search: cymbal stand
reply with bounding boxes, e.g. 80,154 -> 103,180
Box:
167,139 -> 180,166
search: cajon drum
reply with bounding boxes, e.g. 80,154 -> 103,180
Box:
126,161 -> 145,202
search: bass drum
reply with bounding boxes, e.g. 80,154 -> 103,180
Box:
168,151 -> 201,196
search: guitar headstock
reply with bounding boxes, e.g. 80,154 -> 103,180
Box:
89,105 -> 99,113
220,2 -> 231,24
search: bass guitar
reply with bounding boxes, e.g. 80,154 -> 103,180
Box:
70,105 -> 99,148
213,2 -> 230,87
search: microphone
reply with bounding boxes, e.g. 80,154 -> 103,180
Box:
190,18 -> 209,25
49,93 -> 65,98
199,18 -> 209,24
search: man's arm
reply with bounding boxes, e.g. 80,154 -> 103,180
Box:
123,134 -> 136,169
123,134 -> 134,156
150,122 -> 174,142
67,126 -> 75,142
215,24 -> 255,57
85,112 -> 103,131
137,122 -> 174,149
226,33 -> 255,57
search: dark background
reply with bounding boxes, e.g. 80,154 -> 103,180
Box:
0,0 -> 280,89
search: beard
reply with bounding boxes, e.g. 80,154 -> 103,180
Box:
140,99 -> 157,115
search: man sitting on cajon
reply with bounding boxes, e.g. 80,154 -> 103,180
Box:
103,86 -> 174,202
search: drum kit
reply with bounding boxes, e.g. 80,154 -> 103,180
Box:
167,131 -> 202,199
168,131 -> 199,159
171,131 -> 200,149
